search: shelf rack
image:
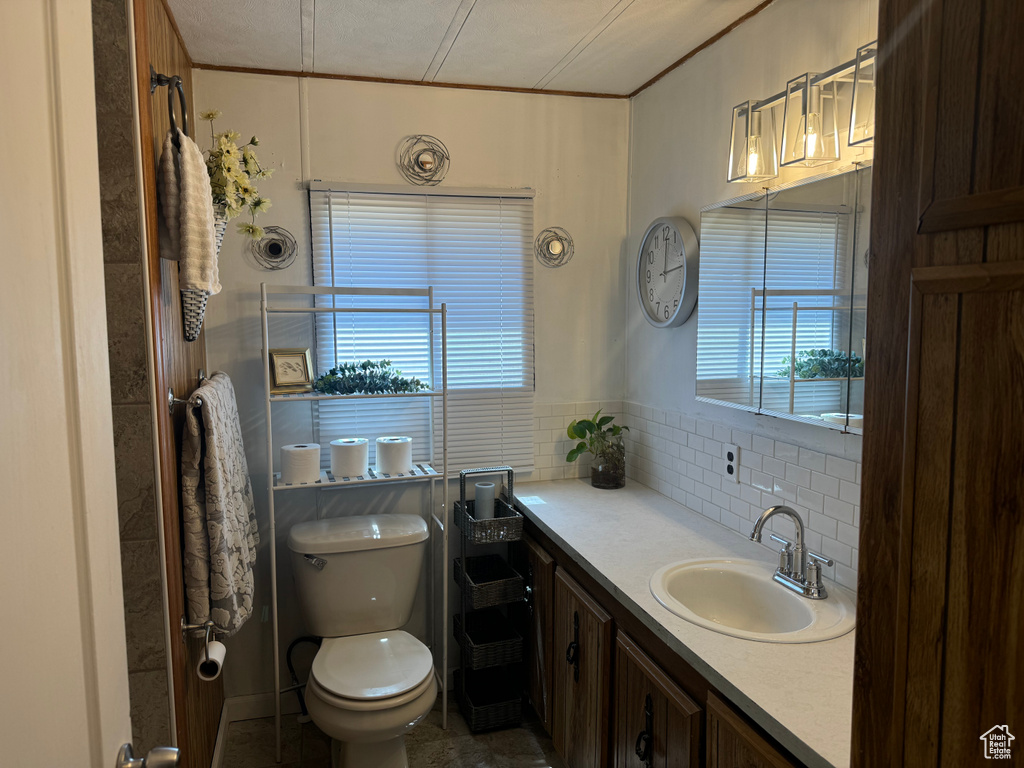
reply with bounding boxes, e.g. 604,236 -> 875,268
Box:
260,283 -> 449,761
749,287 -> 866,418
453,466 -> 524,732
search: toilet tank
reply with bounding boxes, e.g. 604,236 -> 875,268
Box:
287,514 -> 429,637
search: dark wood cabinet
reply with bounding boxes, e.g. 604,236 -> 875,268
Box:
513,533 -> 556,734
707,692 -> 796,768
553,567 -> 614,768
613,632 -> 701,768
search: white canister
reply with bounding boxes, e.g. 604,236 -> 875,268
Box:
330,438 -> 369,478
376,436 -> 413,475
474,482 -> 496,520
280,443 -> 321,484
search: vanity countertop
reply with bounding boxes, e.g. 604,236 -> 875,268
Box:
513,478 -> 854,768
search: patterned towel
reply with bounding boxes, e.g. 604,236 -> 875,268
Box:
158,128 -> 221,294
181,372 -> 258,636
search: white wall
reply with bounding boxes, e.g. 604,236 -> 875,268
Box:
626,0 -> 877,459
195,70 -> 630,695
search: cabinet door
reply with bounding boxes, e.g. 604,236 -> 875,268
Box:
613,632 -> 701,768
515,533 -> 556,733
707,692 -> 797,768
553,568 -> 613,768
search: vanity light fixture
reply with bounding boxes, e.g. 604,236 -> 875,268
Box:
849,41 -> 877,147
727,100 -> 779,183
781,73 -> 839,167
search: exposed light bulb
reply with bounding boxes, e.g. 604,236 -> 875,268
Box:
805,111 -> 823,159
746,135 -> 765,177
547,238 -> 564,256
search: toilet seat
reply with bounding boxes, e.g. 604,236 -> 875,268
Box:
311,630 -> 433,707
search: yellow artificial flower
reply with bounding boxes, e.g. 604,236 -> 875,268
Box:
238,223 -> 264,239
250,197 -> 272,214
199,109 -> 222,121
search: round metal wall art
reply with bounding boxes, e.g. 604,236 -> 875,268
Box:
248,226 -> 297,271
534,227 -> 574,268
397,135 -> 450,186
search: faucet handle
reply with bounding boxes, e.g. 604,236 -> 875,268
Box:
808,550 -> 834,567
769,534 -> 794,575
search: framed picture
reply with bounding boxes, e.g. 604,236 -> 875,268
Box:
269,348 -> 314,394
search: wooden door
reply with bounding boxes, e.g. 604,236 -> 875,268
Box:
512,533 -> 556,733
706,693 -> 796,768
131,1 -> 220,765
613,632 -> 701,768
854,0 -> 1024,766
553,568 -> 613,768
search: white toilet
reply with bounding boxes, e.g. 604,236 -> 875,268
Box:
287,514 -> 437,768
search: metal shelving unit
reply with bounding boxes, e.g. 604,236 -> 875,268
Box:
453,466 -> 524,732
260,283 -> 449,761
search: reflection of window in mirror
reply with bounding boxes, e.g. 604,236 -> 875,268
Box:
696,166 -> 871,432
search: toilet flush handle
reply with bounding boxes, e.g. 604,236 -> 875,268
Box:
304,554 -> 327,571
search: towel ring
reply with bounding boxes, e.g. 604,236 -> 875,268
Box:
150,66 -> 188,146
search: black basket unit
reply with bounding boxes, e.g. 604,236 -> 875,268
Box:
454,467 -> 523,732
454,666 -> 523,733
453,608 -> 523,669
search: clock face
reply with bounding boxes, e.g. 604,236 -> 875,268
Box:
637,217 -> 698,328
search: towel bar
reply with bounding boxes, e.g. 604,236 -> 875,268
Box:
167,370 -> 208,414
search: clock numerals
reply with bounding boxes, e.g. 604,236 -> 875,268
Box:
649,287 -> 654,302
648,250 -> 655,265
646,269 -> 652,283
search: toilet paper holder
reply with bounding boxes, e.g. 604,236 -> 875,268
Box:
181,616 -> 216,663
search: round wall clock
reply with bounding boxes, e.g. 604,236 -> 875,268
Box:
636,216 -> 699,328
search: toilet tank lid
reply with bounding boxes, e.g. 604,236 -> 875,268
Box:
287,515 -> 428,555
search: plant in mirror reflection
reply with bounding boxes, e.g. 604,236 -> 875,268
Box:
776,348 -> 864,379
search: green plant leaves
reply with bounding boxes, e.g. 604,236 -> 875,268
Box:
312,360 -> 429,395
566,442 -> 588,462
776,348 -> 865,379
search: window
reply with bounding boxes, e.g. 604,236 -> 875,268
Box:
309,188 -> 535,472
696,203 -> 850,415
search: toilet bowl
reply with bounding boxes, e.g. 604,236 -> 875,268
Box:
287,515 -> 434,768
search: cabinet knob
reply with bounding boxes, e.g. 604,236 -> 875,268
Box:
634,693 -> 653,768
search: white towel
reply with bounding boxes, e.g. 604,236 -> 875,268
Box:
158,128 -> 221,295
181,373 -> 258,637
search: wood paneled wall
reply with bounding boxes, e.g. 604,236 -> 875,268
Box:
132,0 -> 221,765
853,1 -> 1024,765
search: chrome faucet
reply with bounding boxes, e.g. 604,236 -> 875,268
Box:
750,505 -> 834,599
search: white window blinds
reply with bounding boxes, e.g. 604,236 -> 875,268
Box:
696,204 -> 850,415
309,189 -> 535,473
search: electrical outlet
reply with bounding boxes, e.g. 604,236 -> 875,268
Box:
724,443 -> 740,483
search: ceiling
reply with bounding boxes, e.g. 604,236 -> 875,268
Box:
167,0 -> 766,97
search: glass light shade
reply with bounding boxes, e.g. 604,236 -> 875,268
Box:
849,41 -> 877,147
727,100 -> 779,183
781,74 -> 840,167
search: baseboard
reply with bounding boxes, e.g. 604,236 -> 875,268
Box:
222,691 -> 304,723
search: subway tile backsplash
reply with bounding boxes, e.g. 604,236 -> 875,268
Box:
528,400 -> 861,591
620,402 -> 860,591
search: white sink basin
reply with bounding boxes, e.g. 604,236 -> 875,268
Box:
650,558 -> 855,643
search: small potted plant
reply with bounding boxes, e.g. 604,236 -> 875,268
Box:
566,410 -> 628,489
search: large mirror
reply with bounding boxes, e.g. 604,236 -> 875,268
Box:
696,165 -> 871,433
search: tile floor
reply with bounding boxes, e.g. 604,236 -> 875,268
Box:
221,696 -> 566,768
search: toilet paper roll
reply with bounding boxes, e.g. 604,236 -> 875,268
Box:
376,436 -> 413,475
281,443 -> 321,484
197,640 -> 226,682
330,438 -> 369,478
474,482 -> 496,520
